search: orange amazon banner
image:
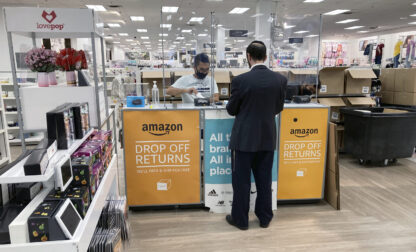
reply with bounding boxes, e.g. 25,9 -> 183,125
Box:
123,110 -> 201,206
277,107 -> 329,200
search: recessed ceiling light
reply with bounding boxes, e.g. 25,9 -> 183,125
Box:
409,21 -> 416,25
143,41 -> 151,44
159,33 -> 168,37
113,41 -> 120,44
173,41 -> 180,44
336,19 -> 359,24
198,33 -> 208,37
130,16 -> 145,21
131,43 -> 137,46
176,37 -> 185,40
344,26 -> 364,30
284,23 -> 295,29
107,23 -> 121,28
251,13 -> 264,18
107,11 -> 120,16
126,39 -> 133,42
357,31 -> 369,33
160,24 -> 172,28
229,7 -> 250,14
410,14 -> 416,17
217,24 -> 223,27
162,6 -> 179,13
141,36 -> 149,39
158,39 -> 166,42
237,39 -> 245,42
413,2 -> 416,5
324,9 -> 350,15
104,36 -> 113,39
401,17 -> 409,20
304,0 -> 324,2
306,34 -> 319,37
119,33 -> 128,36
185,43 -> 192,46
182,29 -> 192,33
86,5 -> 107,12
189,17 -> 205,22
137,29 -> 148,32
294,30 -> 309,34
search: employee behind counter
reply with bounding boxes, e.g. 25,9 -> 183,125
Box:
166,53 -> 219,103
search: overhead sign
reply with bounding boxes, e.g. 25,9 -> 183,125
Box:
123,110 -> 201,206
3,7 -> 97,33
229,30 -> 248,37
289,38 -> 304,44
204,110 -> 277,213
277,107 -> 328,200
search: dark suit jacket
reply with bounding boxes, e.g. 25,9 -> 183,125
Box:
226,65 -> 287,152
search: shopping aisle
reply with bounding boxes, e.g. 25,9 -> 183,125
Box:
123,155 -> 416,251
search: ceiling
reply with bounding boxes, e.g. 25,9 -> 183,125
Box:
1,0 -> 416,53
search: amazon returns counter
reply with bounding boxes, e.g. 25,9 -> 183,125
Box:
122,103 -> 329,212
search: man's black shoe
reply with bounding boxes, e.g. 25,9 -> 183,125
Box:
259,221 -> 270,228
225,215 -> 248,230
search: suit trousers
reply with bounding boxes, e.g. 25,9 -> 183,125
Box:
231,150 -> 274,227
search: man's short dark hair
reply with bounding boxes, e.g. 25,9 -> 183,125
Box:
194,53 -> 210,67
246,41 -> 266,61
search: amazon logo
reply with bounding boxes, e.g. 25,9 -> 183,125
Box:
142,123 -> 183,136
290,128 -> 318,138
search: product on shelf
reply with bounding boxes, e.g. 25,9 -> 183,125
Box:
46,105 -> 75,149
14,182 -> 42,204
23,149 -> 49,175
0,203 -> 25,244
73,145 -> 101,164
68,103 -> 90,139
63,187 -> 90,218
54,155 -> 73,192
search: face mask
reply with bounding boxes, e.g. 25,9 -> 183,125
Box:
196,71 -> 208,79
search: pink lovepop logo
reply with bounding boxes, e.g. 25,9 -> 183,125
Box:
42,10 -> 56,24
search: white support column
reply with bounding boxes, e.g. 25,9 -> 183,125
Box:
255,0 -> 273,66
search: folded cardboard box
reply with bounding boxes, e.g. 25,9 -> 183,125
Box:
379,68 -> 396,91
394,68 -> 407,92
404,68 -> 416,93
343,97 -> 376,107
319,67 -> 348,95
318,98 -> 347,123
344,69 -> 376,94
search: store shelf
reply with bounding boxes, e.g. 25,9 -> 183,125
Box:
0,129 -> 5,134
9,136 -> 44,146
0,154 -> 117,251
3,97 -> 16,100
5,111 -> 17,115
0,130 -> 93,184
0,83 -> 36,87
7,126 -> 19,130
0,157 -> 9,167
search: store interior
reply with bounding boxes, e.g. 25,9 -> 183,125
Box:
0,0 -> 416,251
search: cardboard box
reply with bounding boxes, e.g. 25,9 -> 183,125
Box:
380,91 -> 395,104
345,69 -> 376,94
288,69 -> 317,84
394,92 -> 416,106
325,123 -> 340,210
318,98 -> 346,123
344,97 -> 376,107
394,69 -> 407,92
230,69 -> 249,80
319,67 -> 348,95
379,68 -> 396,91
274,70 -> 289,78
214,71 -> 231,84
404,68 -> 416,93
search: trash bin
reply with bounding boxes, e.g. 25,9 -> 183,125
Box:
340,107 -> 416,165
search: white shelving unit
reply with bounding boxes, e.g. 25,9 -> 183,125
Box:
0,84 -> 11,168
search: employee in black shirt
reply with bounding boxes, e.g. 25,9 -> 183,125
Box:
226,41 -> 287,230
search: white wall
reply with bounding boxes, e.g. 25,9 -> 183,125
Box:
113,46 -> 125,61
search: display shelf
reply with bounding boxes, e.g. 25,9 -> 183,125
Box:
0,83 -> 36,87
5,111 -> 17,115
0,154 -> 118,251
7,126 -> 19,130
9,136 -> 44,146
0,157 -> 9,167
0,130 -> 93,184
3,97 -> 16,100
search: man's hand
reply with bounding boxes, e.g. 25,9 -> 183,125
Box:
186,87 -> 198,95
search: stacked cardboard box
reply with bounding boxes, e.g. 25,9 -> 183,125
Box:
379,68 -> 395,104
344,69 -> 376,95
319,67 -> 348,95
394,69 -> 416,106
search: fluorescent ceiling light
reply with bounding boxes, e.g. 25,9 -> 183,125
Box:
185,43 -> 192,46
158,39 -> 166,42
176,37 -> 185,40
189,17 -> 205,22
137,29 -> 148,32
113,41 -> 120,44
409,22 -> 416,25
96,23 -> 104,28
304,0 -> 324,2
345,26 -> 364,30
173,41 -> 180,44
131,43 -> 137,46
294,30 -> 309,34
336,19 -> 359,24
198,34 -> 208,37
284,22 -> 295,29
86,5 -> 106,12
130,16 -> 145,21
106,11 -> 120,16
410,14 -> 416,17
357,31 -> 369,33
218,24 -> 223,27
159,33 -> 168,37
119,33 -> 128,36
324,9 -> 350,15
162,6 -> 179,13
141,36 -> 149,39
160,24 -> 172,28
237,39 -> 245,42
306,34 -> 319,37
251,13 -> 264,18
107,23 -> 121,28
143,41 -> 151,44
104,36 -> 113,39
229,7 -> 250,14
126,39 -> 133,42
413,2 -> 416,5
182,29 -> 192,33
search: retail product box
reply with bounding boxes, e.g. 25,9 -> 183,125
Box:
381,91 -> 395,104
318,98 -> 347,123
379,68 -> 396,91
394,68 -> 407,92
14,182 -> 42,204
24,149 -> 49,175
394,92 -> 416,106
319,67 -> 348,95
404,68 -> 416,93
65,187 -> 90,218
325,123 -> 340,210
218,83 -> 230,98
70,103 -> 90,139
71,156 -> 94,187
214,71 -> 231,84
288,69 -> 317,84
126,96 -> 145,107
46,105 -> 75,149
344,69 -> 376,94
27,200 -> 66,242
343,97 -> 376,107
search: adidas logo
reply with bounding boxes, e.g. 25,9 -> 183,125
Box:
208,189 -> 218,197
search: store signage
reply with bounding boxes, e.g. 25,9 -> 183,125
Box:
289,38 -> 304,44
204,110 -> 277,213
123,110 -> 201,206
229,30 -> 248,37
277,108 -> 328,200
4,7 -> 96,33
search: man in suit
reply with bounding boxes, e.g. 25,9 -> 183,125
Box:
225,41 -> 287,230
